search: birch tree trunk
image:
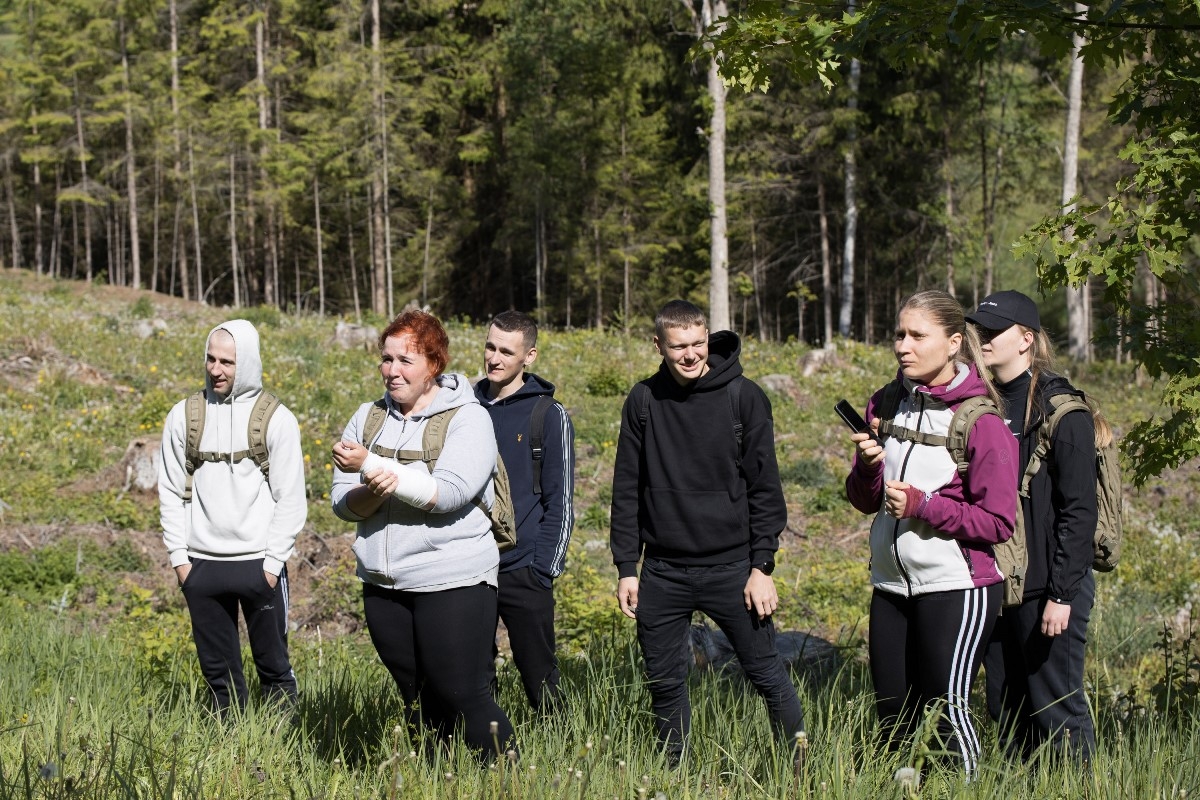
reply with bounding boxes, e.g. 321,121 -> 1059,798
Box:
1063,4 -> 1088,361
681,0 -> 730,331
818,175 -> 833,347
838,53 -> 860,337
187,129 -> 204,302
314,175 -> 325,316
5,155 -> 20,270
705,0 -> 730,332
121,18 -> 142,290
370,0 -> 389,317
229,153 -> 240,307
73,78 -> 94,283
169,0 -> 189,298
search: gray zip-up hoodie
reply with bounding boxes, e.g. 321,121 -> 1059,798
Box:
332,373 -> 500,591
158,320 -> 307,575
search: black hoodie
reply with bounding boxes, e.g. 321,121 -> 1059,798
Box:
997,370 -> 1097,603
609,330 -> 788,579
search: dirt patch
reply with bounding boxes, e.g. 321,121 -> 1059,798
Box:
0,521 -> 364,637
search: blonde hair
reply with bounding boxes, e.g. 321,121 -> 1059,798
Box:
898,290 -> 1004,413
1022,325 -> 1113,447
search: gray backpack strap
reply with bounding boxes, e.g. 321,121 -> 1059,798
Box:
529,395 -> 557,496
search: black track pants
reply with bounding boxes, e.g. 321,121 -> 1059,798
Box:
180,558 -> 297,715
869,584 -> 1000,779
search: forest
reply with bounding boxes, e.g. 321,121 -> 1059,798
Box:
3,0 -> 1200,476
0,0 -> 1159,337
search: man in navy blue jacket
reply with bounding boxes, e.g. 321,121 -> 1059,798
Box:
475,311 -> 575,712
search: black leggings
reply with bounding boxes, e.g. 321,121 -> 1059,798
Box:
869,584 -> 1000,779
363,582 -> 516,760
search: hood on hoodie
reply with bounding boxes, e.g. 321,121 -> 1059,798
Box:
205,320 -> 263,402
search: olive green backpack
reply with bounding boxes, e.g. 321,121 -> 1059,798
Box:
876,382 -> 1122,607
360,400 -> 517,553
182,391 -> 281,502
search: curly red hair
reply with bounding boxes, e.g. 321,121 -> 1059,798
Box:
378,310 -> 450,379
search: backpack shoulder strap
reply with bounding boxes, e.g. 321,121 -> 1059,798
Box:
729,375 -> 744,450
182,391 -> 207,502
410,406 -> 463,467
361,398 -> 388,448
631,381 -> 652,433
1020,393 -> 1090,497
246,391 -> 281,481
529,395 -> 557,496
945,396 -> 1001,476
873,380 -> 906,441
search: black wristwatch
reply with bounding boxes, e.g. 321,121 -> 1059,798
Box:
752,559 -> 775,576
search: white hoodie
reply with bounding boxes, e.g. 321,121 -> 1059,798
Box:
158,320 -> 307,575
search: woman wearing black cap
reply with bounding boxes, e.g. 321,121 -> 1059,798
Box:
967,290 -> 1102,765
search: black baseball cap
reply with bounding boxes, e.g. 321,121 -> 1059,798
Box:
966,290 -> 1041,332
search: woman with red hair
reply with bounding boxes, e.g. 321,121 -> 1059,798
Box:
331,310 -> 516,761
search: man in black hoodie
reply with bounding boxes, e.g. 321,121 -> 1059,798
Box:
610,300 -> 804,765
475,311 -> 575,713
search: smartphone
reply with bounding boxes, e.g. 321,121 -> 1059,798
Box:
834,399 -> 869,433
835,399 -> 879,448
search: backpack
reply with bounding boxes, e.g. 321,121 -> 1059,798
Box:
360,400 -> 517,553
873,382 -> 1018,602
876,381 -> 1123,607
183,390 -> 281,502
631,376 -> 744,459
527,395 -> 558,496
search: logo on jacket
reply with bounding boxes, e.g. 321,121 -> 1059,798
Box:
517,434 -> 524,442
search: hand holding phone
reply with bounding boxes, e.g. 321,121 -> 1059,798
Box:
835,399 -> 880,450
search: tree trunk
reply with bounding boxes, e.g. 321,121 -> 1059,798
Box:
230,153 -> 240,307
818,175 -> 833,347
256,7 -> 277,307
314,175 -> 325,316
169,0 -> 189,299
188,129 -> 204,302
978,63 -> 994,301
422,188 -> 433,308
121,18 -> 142,290
944,124 -> 955,297
32,115 -> 44,276
370,0 -> 388,317
1063,4 -> 1088,361
5,155 -> 21,270
346,192 -> 361,322
73,78 -> 95,283
703,0 -> 730,331
838,53 -> 861,338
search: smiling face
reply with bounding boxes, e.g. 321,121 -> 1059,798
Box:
655,324 -> 710,386
206,329 -> 237,399
483,325 -> 536,400
894,308 -> 962,386
380,333 -> 438,414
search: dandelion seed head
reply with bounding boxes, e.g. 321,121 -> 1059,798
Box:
894,767 -> 919,792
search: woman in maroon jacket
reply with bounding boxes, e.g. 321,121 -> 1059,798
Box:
845,290 -> 1017,779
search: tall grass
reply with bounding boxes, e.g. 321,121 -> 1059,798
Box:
4,607 -> 1200,798
4,272 -> 1200,796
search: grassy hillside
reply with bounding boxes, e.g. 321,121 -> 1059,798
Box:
2,270 -> 1200,797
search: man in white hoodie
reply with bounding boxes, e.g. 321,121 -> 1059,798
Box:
158,320 -> 307,716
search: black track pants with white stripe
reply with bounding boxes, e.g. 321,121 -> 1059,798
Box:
869,583 -> 1001,779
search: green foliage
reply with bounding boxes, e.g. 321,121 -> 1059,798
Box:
583,367 -> 629,397
128,296 -> 154,320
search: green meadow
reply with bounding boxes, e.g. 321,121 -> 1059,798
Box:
1,271 -> 1199,798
